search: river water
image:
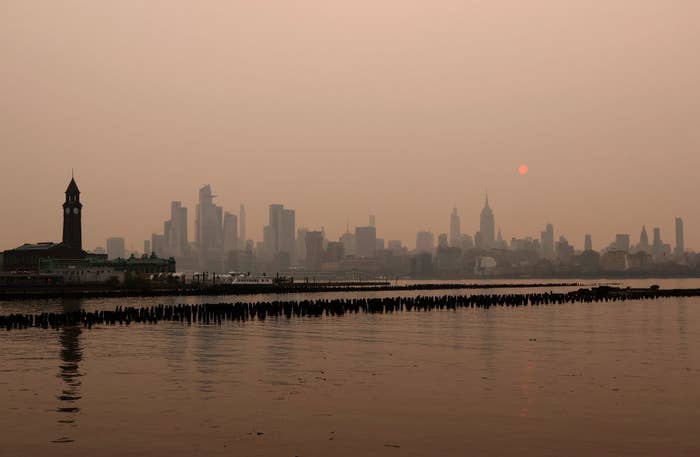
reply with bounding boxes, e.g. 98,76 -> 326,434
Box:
1,279 -> 699,456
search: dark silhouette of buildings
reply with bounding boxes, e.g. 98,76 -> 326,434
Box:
2,176 -> 87,271
2,176 -> 175,278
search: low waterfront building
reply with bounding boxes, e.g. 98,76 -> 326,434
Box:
2,242 -> 86,272
39,254 -> 176,283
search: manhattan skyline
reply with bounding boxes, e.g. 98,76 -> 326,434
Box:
0,177 -> 695,254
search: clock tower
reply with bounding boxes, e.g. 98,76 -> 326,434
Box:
62,176 -> 82,250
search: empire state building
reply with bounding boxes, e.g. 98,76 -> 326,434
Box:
479,193 -> 495,249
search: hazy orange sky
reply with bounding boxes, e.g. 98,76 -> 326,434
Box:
1,1 -> 698,252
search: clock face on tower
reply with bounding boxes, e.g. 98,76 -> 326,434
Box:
73,208 -> 80,214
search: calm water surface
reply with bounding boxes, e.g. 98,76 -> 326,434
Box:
1,279 -> 699,456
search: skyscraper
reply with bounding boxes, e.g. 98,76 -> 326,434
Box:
267,204 -> 284,254
151,233 -> 166,258
305,231 -> 324,270
369,214 -> 376,228
296,228 -> 308,262
195,185 -> 223,269
165,201 -> 188,257
639,226 -> 649,251
675,217 -> 684,257
106,237 -> 126,260
416,231 -> 435,253
449,208 -> 461,248
479,194 -> 495,249
652,227 -> 663,258
239,204 -> 246,249
615,234 -> 631,252
264,204 -> 296,262
223,212 -> 238,254
355,226 -> 377,258
340,229 -> 356,257
584,234 -> 592,251
280,208 -> 296,263
541,224 -> 554,259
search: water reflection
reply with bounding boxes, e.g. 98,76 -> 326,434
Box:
53,298 -> 83,444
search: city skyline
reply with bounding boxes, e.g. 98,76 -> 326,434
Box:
0,178 -> 694,257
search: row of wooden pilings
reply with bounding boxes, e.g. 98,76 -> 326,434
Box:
1,288 -> 697,331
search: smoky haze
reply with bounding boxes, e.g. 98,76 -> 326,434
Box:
1,1 -> 698,251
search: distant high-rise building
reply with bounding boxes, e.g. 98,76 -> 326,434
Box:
540,224 -> 555,259
195,185 -> 224,270
416,231 -> 435,253
675,217 -> 684,256
262,225 -> 275,261
438,233 -> 448,248
165,201 -> 188,257
355,226 -> 377,258
340,230 -> 356,257
144,239 -> 151,256
239,204 -> 246,249
449,208 -> 461,248
151,233 -> 166,258
496,227 -> 507,249
296,228 -> 308,262
479,194 -> 495,249
325,241 -> 344,263
375,238 -> 385,251
639,226 -> 649,251
263,204 -> 296,262
556,236 -> 575,263
615,234 -> 631,253
305,231 -> 324,270
268,204 -> 284,253
652,227 -> 664,258
280,209 -> 296,263
223,212 -> 239,253
369,215 -> 376,228
106,237 -> 126,260
584,234 -> 592,251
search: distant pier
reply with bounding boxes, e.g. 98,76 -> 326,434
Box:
0,281 -> 583,300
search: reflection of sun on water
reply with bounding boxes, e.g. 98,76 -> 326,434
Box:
518,164 -> 529,175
